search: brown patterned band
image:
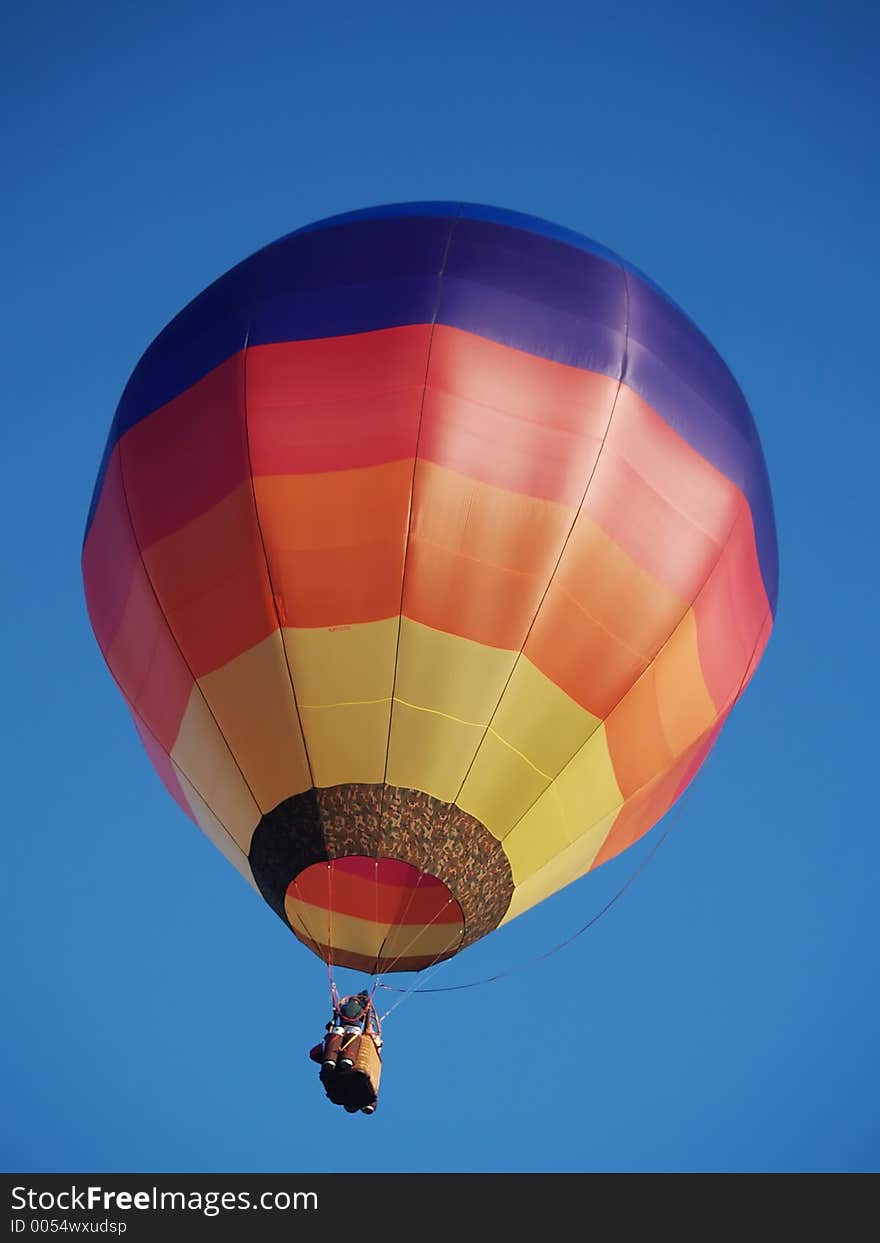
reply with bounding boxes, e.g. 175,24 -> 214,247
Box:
248,783 -> 514,949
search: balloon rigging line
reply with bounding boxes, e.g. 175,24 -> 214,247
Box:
376,784 -> 690,1004
377,957 -> 451,1022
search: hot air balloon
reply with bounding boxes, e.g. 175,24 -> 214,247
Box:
82,202 -> 777,1005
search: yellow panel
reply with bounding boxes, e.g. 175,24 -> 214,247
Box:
283,617 -> 399,705
170,687 -> 261,853
197,633 -> 311,812
546,723 -> 623,831
501,724 -> 622,885
386,700 -> 483,803
500,807 -> 619,924
385,620 -> 518,802
457,728 -> 550,840
500,786 -> 572,883
454,655 -> 603,840
299,700 -> 392,787
394,619 -> 516,722
654,609 -> 718,753
492,657 -> 601,774
174,767 -> 260,892
285,898 -> 464,961
282,619 -> 400,787
285,884 -> 330,948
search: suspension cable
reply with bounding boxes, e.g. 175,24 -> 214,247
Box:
376,783 -> 689,1002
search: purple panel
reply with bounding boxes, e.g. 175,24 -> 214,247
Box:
439,218 -> 627,377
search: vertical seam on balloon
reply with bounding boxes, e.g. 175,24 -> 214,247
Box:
438,259 -> 632,828
375,208 -> 462,854
114,416 -> 265,822
240,328 -> 318,798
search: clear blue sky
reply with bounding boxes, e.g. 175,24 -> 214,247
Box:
2,0 -> 877,1174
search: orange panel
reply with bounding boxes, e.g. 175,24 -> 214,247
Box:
555,516 -> 686,658
404,461 -> 572,650
524,515 -> 686,718
104,561 -> 194,752
245,326 -> 430,474
654,613 -> 719,754
525,579 -> 649,719
254,460 -> 413,627
592,754 -> 690,869
592,721 -> 718,868
605,608 -> 717,798
603,664 -> 673,797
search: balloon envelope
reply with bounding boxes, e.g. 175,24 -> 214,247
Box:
82,203 -> 777,974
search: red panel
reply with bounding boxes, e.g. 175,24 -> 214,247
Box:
583,386 -> 742,601
289,858 -> 461,925
693,505 -> 772,711
131,712 -> 193,820
671,714 -> 728,802
81,447 -> 141,654
604,601 -> 720,798
104,561 -> 194,752
245,327 -> 430,474
142,483 -> 277,677
333,856 -> 444,887
420,325 -> 613,505
742,611 -> 773,690
120,353 -> 250,550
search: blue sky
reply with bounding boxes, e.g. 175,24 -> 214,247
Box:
2,1 -> 878,1173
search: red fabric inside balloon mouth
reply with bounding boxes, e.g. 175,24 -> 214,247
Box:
285,856 -> 465,974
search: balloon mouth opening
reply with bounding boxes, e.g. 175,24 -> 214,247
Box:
284,855 -> 465,974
